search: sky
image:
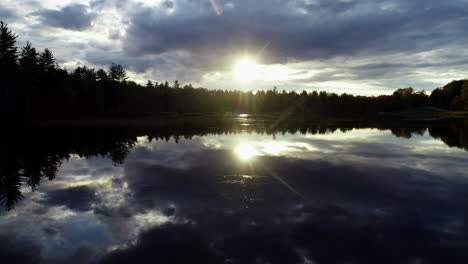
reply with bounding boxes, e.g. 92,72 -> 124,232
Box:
1,0 -> 468,95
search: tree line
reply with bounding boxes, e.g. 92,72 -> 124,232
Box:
1,21 -> 468,120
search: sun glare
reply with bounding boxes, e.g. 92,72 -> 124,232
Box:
233,57 -> 258,81
234,144 -> 259,160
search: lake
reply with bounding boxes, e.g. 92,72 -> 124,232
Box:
1,118 -> 468,263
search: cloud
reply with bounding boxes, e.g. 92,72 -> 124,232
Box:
0,7 -> 16,20
123,0 -> 468,69
0,234 -> 41,264
99,224 -> 221,264
32,4 -> 96,31
162,1 -> 174,9
40,185 -> 97,211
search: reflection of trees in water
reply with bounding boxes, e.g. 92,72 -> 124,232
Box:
1,119 -> 468,210
429,119 -> 468,151
0,152 -> 61,210
0,129 -> 137,210
390,127 -> 426,139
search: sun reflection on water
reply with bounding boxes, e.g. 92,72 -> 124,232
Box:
234,144 -> 259,160
259,142 -> 291,156
234,141 -> 297,160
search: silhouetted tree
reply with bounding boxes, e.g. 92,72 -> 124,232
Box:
146,80 -> 154,89
97,68 -> 109,81
0,21 -> 18,115
19,41 -> 39,114
461,82 -> 468,110
0,21 -> 17,67
19,41 -> 38,70
39,48 -> 55,72
109,63 -> 127,82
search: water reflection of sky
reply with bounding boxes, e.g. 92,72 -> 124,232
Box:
2,129 -> 468,263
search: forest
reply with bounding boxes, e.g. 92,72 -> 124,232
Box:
1,21 -> 468,120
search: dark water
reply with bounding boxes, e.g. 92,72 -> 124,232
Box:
1,119 -> 468,264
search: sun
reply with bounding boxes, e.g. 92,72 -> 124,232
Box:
233,57 -> 258,81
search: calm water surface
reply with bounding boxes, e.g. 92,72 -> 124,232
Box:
1,120 -> 468,263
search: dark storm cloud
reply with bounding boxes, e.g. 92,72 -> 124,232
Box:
123,0 -> 468,70
40,185 -> 97,211
32,4 -> 96,31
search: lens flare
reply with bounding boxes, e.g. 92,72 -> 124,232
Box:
210,0 -> 223,15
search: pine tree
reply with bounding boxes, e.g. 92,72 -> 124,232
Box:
19,41 -> 39,71
108,63 -> 127,82
96,69 -> 108,82
39,48 -> 55,72
146,80 -> 154,89
0,21 -> 18,69
0,21 -> 19,114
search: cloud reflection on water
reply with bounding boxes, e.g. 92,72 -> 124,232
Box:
1,126 -> 468,263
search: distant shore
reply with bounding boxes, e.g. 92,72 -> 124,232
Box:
379,107 -> 468,119
23,111 -> 467,128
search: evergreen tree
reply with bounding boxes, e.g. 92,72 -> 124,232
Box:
108,63 -> 127,82
146,80 -> 154,89
39,48 -> 55,72
96,69 -> 109,82
19,41 -> 40,114
19,41 -> 39,71
0,21 -> 18,115
0,21 -> 18,68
